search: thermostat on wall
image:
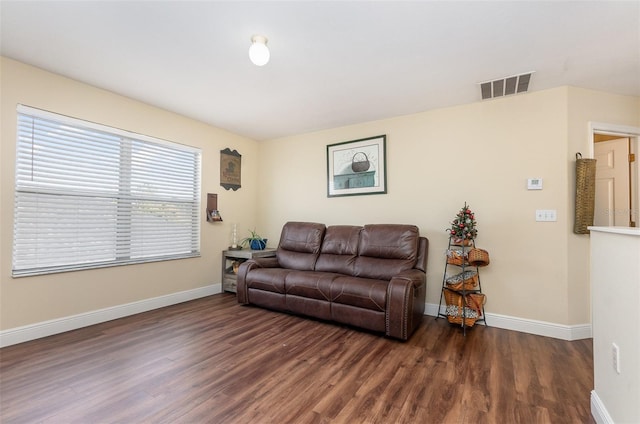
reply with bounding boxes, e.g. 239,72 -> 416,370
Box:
527,178 -> 543,190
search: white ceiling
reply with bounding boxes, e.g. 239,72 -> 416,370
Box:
1,1 -> 639,141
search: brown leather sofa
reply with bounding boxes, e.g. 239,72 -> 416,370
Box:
237,221 -> 429,340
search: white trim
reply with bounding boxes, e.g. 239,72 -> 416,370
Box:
425,302 -> 591,341
0,291 -> 590,348
0,284 -> 221,348
591,390 -> 615,424
587,121 -> 640,158
589,226 -> 640,236
589,121 -> 640,138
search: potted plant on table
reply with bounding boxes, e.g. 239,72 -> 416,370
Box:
240,229 -> 268,250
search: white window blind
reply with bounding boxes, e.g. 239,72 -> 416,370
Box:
12,105 -> 201,277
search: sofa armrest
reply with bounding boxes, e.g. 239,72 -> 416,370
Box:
251,257 -> 280,268
385,269 -> 426,340
236,257 -> 280,304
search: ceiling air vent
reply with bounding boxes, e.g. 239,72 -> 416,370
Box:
479,72 -> 534,100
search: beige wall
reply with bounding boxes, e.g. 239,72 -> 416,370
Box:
566,87 -> 640,325
0,57 -> 260,330
2,56 -> 639,333
258,86 -> 640,326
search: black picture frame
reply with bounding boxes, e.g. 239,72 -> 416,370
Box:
326,135 -> 387,197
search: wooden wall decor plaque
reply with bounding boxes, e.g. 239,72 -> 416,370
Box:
220,148 -> 241,191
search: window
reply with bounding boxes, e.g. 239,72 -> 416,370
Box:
12,105 -> 201,277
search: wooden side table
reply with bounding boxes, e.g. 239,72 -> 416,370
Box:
221,248 -> 277,293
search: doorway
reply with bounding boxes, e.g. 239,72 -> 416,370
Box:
589,123 -> 640,228
593,136 -> 632,226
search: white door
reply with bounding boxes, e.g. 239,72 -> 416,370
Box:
594,138 -> 630,226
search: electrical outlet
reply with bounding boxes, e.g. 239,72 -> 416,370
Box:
612,343 -> 621,374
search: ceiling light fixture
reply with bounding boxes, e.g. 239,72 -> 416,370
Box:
249,35 -> 270,66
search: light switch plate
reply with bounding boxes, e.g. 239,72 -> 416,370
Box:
536,209 -> 557,222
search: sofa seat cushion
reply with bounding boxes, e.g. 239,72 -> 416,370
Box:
285,271 -> 340,301
331,303 -> 385,333
244,268 -> 291,294
330,276 -> 388,312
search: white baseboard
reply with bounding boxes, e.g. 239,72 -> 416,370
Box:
0,283 -> 222,348
1,290 -> 590,348
425,302 -> 591,341
591,390 -> 614,424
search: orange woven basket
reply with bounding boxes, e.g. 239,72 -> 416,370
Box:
468,248 -> 490,267
466,293 -> 486,317
445,270 -> 478,291
446,249 -> 466,266
444,289 -> 480,326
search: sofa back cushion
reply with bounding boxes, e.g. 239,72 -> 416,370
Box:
276,222 -> 326,271
354,224 -> 419,280
315,225 -> 361,275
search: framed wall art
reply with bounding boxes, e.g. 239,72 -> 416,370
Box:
326,135 -> 387,197
220,148 -> 241,191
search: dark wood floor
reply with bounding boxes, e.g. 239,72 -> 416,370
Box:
0,293 -> 594,424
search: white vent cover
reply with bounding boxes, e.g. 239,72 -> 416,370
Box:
479,72 -> 534,100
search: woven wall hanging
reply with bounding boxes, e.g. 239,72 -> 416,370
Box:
574,152 -> 597,234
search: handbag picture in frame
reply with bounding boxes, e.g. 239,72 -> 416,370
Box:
326,135 -> 387,197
